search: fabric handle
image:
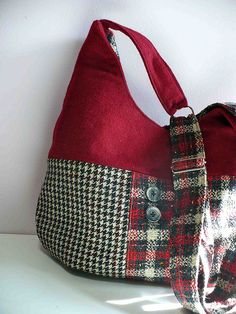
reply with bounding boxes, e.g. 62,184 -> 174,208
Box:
98,19 -> 188,116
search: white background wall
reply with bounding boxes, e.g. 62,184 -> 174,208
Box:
1,0 -> 236,234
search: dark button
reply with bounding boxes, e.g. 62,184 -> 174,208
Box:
146,186 -> 161,202
146,206 -> 161,222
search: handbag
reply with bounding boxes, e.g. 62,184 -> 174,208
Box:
35,19 -> 236,313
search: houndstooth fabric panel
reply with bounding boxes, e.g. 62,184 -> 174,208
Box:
126,172 -> 175,283
36,159 -> 132,278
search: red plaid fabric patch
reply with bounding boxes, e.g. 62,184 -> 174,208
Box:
126,171 -> 175,283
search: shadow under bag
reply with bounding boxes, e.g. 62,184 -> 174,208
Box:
35,19 -> 236,313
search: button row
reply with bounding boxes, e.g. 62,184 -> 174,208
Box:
146,186 -> 161,222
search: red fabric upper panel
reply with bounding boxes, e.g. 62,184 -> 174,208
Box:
48,20 -> 236,180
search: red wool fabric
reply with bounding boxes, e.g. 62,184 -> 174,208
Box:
48,19 -> 236,180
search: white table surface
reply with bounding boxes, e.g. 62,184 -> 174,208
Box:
0,234 -> 190,314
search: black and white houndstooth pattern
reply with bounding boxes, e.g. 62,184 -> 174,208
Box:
36,159 -> 132,277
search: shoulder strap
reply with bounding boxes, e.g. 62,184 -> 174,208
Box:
98,19 -> 188,116
169,111 -> 236,313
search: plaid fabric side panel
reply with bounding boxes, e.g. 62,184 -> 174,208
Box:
171,172 -> 236,313
205,175 -> 236,312
126,171 -> 175,283
36,159 -> 132,278
169,113 -> 236,313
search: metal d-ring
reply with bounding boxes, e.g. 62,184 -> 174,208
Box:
171,105 -> 195,118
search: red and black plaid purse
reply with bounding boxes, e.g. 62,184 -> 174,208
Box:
35,19 -> 236,313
